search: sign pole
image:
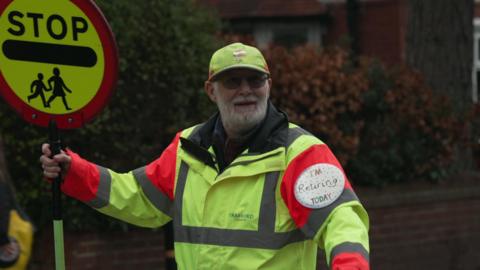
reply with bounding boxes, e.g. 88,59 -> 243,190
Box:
49,120 -> 66,270
0,1 -> 118,268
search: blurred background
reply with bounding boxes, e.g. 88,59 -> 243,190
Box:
0,0 -> 479,269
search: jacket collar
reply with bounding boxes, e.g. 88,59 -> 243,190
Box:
188,101 -> 289,154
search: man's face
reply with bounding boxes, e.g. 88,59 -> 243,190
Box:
205,68 -> 271,138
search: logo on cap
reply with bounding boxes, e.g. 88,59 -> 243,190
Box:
233,49 -> 247,62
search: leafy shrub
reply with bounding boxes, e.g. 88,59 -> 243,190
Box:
470,103 -> 480,169
266,46 -> 367,164
266,45 -> 462,186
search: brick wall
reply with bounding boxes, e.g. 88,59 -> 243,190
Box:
29,172 -> 480,270
30,229 -> 166,270
357,0 -> 407,66
326,0 -> 407,66
475,2 -> 480,17
362,171 -> 480,270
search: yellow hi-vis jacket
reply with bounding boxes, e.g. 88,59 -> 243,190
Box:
61,105 -> 370,270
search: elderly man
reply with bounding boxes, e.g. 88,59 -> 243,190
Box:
40,42 -> 370,269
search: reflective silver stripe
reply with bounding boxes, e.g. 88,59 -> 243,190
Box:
301,189 -> 359,238
177,225 -> 306,249
229,152 -> 280,168
86,165 -> 111,209
287,127 -> 313,147
330,242 -> 369,266
173,161 -> 189,224
258,171 -> 279,232
173,161 -> 307,249
132,166 -> 173,217
173,161 -> 188,235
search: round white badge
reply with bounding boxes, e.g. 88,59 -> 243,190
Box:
294,163 -> 345,209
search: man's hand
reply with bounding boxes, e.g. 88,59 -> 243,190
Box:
39,143 -> 71,179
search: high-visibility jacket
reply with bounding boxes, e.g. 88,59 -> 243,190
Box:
61,105 -> 369,270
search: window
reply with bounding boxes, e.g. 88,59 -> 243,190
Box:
272,25 -> 308,48
253,21 -> 323,49
472,19 -> 480,103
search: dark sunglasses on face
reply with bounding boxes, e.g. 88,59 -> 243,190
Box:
216,74 -> 269,90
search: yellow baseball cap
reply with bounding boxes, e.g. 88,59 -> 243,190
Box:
208,42 -> 270,81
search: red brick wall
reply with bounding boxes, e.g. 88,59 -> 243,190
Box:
358,0 -> 407,65
362,176 -> 480,270
475,2 -> 480,17
326,0 -> 407,66
30,229 -> 166,270
29,172 -> 480,270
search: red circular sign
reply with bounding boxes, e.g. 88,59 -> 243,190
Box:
0,0 -> 118,129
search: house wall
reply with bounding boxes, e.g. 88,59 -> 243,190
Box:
325,0 -> 407,66
475,1 -> 480,17
28,172 -> 480,270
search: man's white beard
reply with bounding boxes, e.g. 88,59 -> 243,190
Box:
218,96 -> 268,139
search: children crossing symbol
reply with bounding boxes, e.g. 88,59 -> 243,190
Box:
0,0 -> 118,129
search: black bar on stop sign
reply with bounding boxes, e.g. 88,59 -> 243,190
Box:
2,39 -> 97,67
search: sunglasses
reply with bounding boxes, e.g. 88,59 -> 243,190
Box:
215,74 -> 269,90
